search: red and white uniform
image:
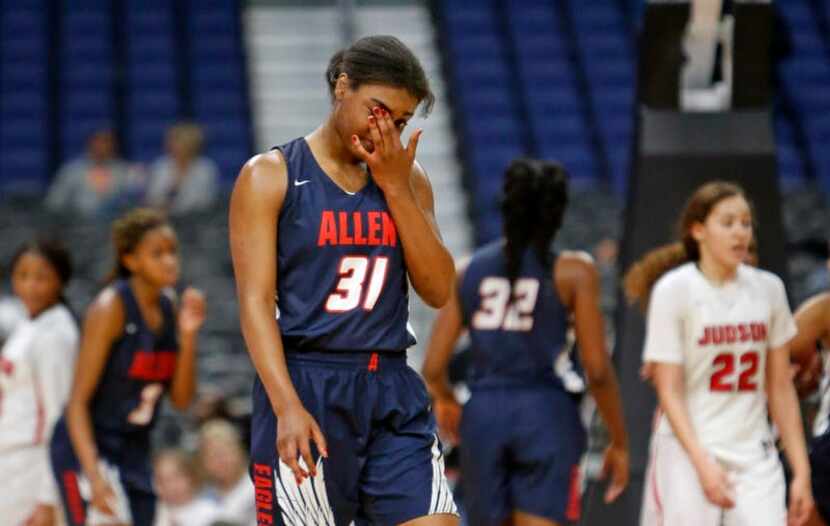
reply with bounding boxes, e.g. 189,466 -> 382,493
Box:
640,263 -> 797,526
0,303 -> 79,525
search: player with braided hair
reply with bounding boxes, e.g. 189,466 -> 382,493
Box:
423,158 -> 629,526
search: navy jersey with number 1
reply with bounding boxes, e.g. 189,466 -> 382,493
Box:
50,279 -> 178,526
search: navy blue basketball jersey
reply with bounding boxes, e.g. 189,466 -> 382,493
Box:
459,240 -> 579,389
273,138 -> 415,351
88,279 -> 178,438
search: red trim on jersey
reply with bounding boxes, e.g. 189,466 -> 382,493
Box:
565,464 -> 581,521
649,443 -> 663,523
649,408 -> 664,525
62,470 -> 86,525
31,371 -> 45,444
368,352 -> 379,372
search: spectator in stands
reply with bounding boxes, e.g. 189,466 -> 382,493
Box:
44,129 -> 133,217
198,419 -> 256,526
153,449 -> 218,526
145,123 -> 219,215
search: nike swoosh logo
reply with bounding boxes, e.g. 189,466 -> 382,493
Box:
294,179 -> 311,186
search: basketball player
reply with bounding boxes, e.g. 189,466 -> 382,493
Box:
0,239 -> 78,526
421,159 -> 629,526
50,208 -> 206,526
230,35 -> 459,524
628,181 -> 813,526
790,292 -> 830,526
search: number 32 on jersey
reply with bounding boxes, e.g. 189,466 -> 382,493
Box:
472,277 -> 540,331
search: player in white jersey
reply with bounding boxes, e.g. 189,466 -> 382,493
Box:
626,181 -> 813,526
790,292 -> 830,526
0,239 -> 79,526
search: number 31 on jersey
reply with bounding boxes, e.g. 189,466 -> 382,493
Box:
326,256 -> 389,312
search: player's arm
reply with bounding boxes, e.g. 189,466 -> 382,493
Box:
229,152 -> 326,483
767,340 -> 814,524
64,289 -> 124,494
791,293 -> 830,395
389,162 -> 455,308
422,262 -> 467,445
352,112 -> 455,307
555,252 -> 629,502
168,288 -> 206,409
767,277 -> 814,525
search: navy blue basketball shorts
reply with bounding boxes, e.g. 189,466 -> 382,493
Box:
810,430 -> 830,523
250,350 -> 458,526
460,384 -> 586,526
50,421 -> 156,526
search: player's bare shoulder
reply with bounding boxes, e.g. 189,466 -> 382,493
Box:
237,150 -> 288,195
84,285 -> 126,334
555,250 -> 598,283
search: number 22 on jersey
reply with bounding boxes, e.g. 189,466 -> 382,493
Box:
709,351 -> 760,392
472,277 -> 540,331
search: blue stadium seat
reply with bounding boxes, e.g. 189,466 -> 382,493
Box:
0,3 -> 49,192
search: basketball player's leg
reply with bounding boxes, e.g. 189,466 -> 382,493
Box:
724,447 -> 786,526
361,365 -> 459,525
509,389 -> 585,526
249,366 -> 363,525
399,512 -> 460,525
511,510 -> 562,526
646,434 -> 722,526
459,392 -> 510,526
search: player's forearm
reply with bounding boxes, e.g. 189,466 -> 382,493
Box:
383,187 -> 454,307
238,296 -> 302,415
769,378 -> 811,479
587,370 -> 628,447
655,370 -> 708,466
169,334 -> 197,409
65,401 -> 103,482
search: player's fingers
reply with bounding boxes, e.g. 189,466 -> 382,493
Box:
310,421 -> 328,459
351,135 -> 372,163
406,128 -> 422,160
719,487 -> 735,509
373,108 -> 394,153
299,438 -> 316,478
604,480 -> 624,503
367,116 -> 384,154
280,441 -> 306,483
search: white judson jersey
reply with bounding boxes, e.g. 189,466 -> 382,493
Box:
643,263 -> 797,468
0,303 -> 78,451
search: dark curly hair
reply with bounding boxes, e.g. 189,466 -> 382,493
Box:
501,159 -> 569,291
108,208 -> 171,281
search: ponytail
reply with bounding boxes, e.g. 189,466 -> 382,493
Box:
623,242 -> 690,311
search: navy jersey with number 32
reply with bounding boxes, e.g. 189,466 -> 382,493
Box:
274,138 -> 415,351
459,240 -> 579,389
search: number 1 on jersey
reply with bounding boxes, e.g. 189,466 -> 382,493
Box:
326,256 -> 389,312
